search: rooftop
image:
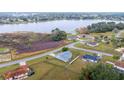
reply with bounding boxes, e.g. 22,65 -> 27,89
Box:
87,42 -> 98,45
115,61 -> 124,68
55,51 -> 72,62
3,65 -> 29,79
82,54 -> 100,61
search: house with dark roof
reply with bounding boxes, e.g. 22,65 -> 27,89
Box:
86,42 -> 99,47
81,54 -> 100,63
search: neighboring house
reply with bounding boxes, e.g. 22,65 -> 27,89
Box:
52,51 -> 72,62
77,34 -> 95,40
115,48 -> 124,53
3,65 -> 34,80
107,61 -> 124,71
119,53 -> 124,61
86,42 -> 99,47
81,54 -> 101,63
67,36 -> 78,40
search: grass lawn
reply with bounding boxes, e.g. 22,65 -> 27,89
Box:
90,32 -> 113,37
42,66 -> 79,80
27,62 -> 54,80
75,42 -> 121,56
0,48 -> 7,51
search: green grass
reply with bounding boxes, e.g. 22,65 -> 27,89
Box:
75,42 -> 121,56
0,48 -> 8,52
90,32 -> 113,37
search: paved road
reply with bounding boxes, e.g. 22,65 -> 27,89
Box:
0,41 -> 113,68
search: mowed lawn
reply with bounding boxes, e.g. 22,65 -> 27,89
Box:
75,42 -> 121,56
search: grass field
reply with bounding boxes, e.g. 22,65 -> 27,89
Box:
75,42 -> 121,56
90,32 -> 113,37
0,48 -> 9,52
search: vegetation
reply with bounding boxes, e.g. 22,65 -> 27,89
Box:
62,47 -> 69,52
75,43 -> 121,55
51,28 -> 67,41
0,48 -> 8,52
0,32 -> 52,48
79,63 -> 124,80
87,22 -> 124,33
112,55 -> 120,60
111,33 -> 124,48
75,27 -> 89,34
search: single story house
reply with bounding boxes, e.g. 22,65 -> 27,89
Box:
53,51 -> 72,62
107,61 -> 124,71
119,53 -> 124,61
3,65 -> 34,80
77,34 -> 95,40
115,48 -> 124,53
81,54 -> 101,63
67,36 -> 78,40
86,42 -> 99,47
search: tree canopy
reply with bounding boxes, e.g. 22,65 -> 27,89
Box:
51,28 -> 67,41
79,63 -> 124,80
87,22 -> 124,33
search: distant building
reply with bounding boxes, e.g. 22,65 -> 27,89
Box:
67,36 -> 78,40
81,54 -> 101,63
120,53 -> 124,61
86,42 -> 99,47
77,34 -> 95,40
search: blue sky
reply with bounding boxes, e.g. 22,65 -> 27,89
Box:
0,0 -> 123,12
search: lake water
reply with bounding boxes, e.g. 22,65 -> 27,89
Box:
0,20 -> 122,33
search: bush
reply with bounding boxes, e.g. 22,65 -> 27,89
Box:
113,55 -> 120,60
62,47 -> 69,52
51,28 -> 67,41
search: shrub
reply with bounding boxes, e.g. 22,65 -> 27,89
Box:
113,55 -> 120,60
62,47 -> 69,52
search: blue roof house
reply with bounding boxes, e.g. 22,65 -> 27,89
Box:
82,54 -> 100,63
55,51 -> 72,62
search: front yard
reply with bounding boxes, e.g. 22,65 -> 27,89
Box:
75,42 -> 121,56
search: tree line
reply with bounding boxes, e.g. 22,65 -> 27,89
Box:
87,22 -> 124,33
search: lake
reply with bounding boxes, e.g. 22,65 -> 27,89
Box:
0,20 -> 122,33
